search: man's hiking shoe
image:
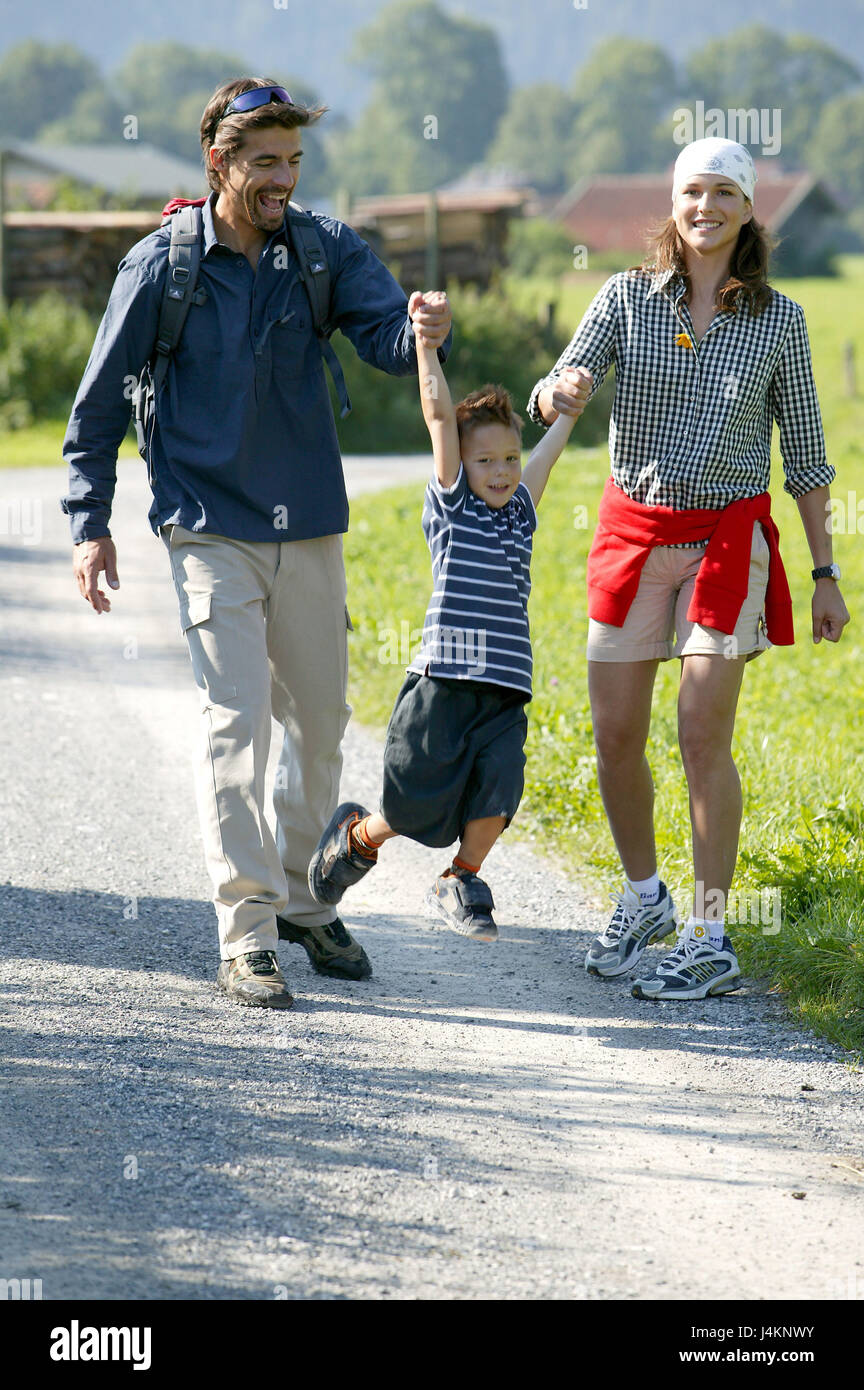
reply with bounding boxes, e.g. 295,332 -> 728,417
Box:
217,951 -> 294,1009
308,801 -> 377,906
427,868 -> 498,942
631,923 -> 741,1000
585,881 -> 678,978
277,914 -> 372,980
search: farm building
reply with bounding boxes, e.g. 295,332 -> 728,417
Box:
550,166 -> 846,274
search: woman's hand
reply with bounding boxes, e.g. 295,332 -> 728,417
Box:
538,366 -> 593,424
812,579 -> 850,643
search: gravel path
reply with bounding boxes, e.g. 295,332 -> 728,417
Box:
1,459 -> 863,1301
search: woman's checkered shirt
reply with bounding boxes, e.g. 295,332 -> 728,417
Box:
527,269 -> 834,520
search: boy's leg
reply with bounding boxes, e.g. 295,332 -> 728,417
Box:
449,815 -> 507,871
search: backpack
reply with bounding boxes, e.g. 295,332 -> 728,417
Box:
132,196 -> 352,462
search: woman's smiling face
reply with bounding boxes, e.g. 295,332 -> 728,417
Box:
673,174 -> 753,258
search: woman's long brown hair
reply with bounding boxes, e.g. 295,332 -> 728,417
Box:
632,214 -> 777,316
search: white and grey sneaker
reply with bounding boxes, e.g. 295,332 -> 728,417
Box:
631,922 -> 741,1000
584,881 -> 678,978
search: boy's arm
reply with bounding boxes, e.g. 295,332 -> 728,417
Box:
410,292 -> 461,489
520,368 -> 593,507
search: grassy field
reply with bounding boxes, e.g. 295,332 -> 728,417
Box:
345,257 -> 864,1053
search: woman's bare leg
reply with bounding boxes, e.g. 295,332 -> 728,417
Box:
588,659 -> 660,881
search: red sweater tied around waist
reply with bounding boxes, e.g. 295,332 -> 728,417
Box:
587,479 -> 794,645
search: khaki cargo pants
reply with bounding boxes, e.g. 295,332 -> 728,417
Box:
161,523 -> 352,959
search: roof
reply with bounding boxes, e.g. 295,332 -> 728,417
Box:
0,140 -> 205,200
350,189 -> 528,220
550,170 -> 840,252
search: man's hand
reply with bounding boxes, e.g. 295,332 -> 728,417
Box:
73,537 -> 119,614
409,289 -> 451,351
538,366 -> 593,424
812,580 -> 849,644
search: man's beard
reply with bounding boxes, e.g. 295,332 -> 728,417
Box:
244,187 -> 285,231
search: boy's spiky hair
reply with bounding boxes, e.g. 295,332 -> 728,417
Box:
454,383 -> 522,446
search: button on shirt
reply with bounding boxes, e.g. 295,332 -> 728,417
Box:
527,268 -> 834,522
61,192 -> 451,544
408,466 -> 538,697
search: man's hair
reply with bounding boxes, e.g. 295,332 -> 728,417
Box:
200,77 -> 328,193
455,384 -> 523,447
631,213 -> 776,316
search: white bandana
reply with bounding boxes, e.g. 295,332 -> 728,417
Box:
672,138 -> 757,204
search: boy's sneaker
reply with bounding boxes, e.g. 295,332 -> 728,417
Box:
427,868 -> 498,942
308,801 -> 378,906
276,915 -> 372,980
631,923 -> 741,1000
217,951 -> 294,1009
584,881 -> 678,978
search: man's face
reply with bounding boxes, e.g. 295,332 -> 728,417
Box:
462,423 -> 522,509
210,124 -> 303,232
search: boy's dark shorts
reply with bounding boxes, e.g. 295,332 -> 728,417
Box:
380,671 -> 529,849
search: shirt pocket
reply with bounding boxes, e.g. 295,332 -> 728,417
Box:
270,307 -> 312,379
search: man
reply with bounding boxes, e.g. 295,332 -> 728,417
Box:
62,77 -> 453,1008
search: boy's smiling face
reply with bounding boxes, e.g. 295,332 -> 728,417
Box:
462,423 -> 522,509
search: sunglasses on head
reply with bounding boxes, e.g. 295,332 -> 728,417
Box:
217,86 -> 294,126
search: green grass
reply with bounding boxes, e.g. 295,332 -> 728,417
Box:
0,418 -> 71,468
346,256 -> 864,1055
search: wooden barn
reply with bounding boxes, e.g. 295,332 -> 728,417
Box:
347,189 -> 529,291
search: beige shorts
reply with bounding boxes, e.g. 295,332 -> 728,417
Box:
587,521 -> 771,663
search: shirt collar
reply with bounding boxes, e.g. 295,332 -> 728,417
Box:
645,265 -> 685,300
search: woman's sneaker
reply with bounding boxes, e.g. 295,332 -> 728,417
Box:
584,881 -> 678,977
631,922 -> 741,1000
308,802 -> 378,906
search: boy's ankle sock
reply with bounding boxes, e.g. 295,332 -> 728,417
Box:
686,916 -> 726,950
450,854 -> 481,876
349,816 -> 381,859
628,872 -> 660,906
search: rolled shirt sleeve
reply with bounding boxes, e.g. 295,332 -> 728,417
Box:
770,304 -> 835,498
527,275 -> 619,427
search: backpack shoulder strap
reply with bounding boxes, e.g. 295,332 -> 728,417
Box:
285,202 -> 352,417
151,203 -> 204,396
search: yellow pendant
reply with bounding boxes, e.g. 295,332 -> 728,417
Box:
675,332 -> 693,349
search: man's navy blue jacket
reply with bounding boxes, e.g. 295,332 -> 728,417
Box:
61,192 -> 451,544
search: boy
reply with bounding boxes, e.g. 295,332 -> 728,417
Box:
307,292 -> 592,940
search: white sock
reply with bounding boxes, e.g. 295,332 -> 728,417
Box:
628,872 -> 660,906
686,916 -> 725,950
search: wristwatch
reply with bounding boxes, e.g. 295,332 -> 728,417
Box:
812,563 -> 841,581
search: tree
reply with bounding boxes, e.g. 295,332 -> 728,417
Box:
0,41 -> 101,140
568,39 -> 678,178
806,90 -> 864,204
110,43 -> 330,198
37,88 -> 125,145
487,83 -> 579,194
338,0 -> 510,192
684,25 -> 861,168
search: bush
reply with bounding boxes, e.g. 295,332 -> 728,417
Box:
330,279 -> 613,452
505,218 -> 578,280
0,293 -> 98,431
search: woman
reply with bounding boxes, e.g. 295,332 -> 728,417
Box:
528,136 -> 849,1000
